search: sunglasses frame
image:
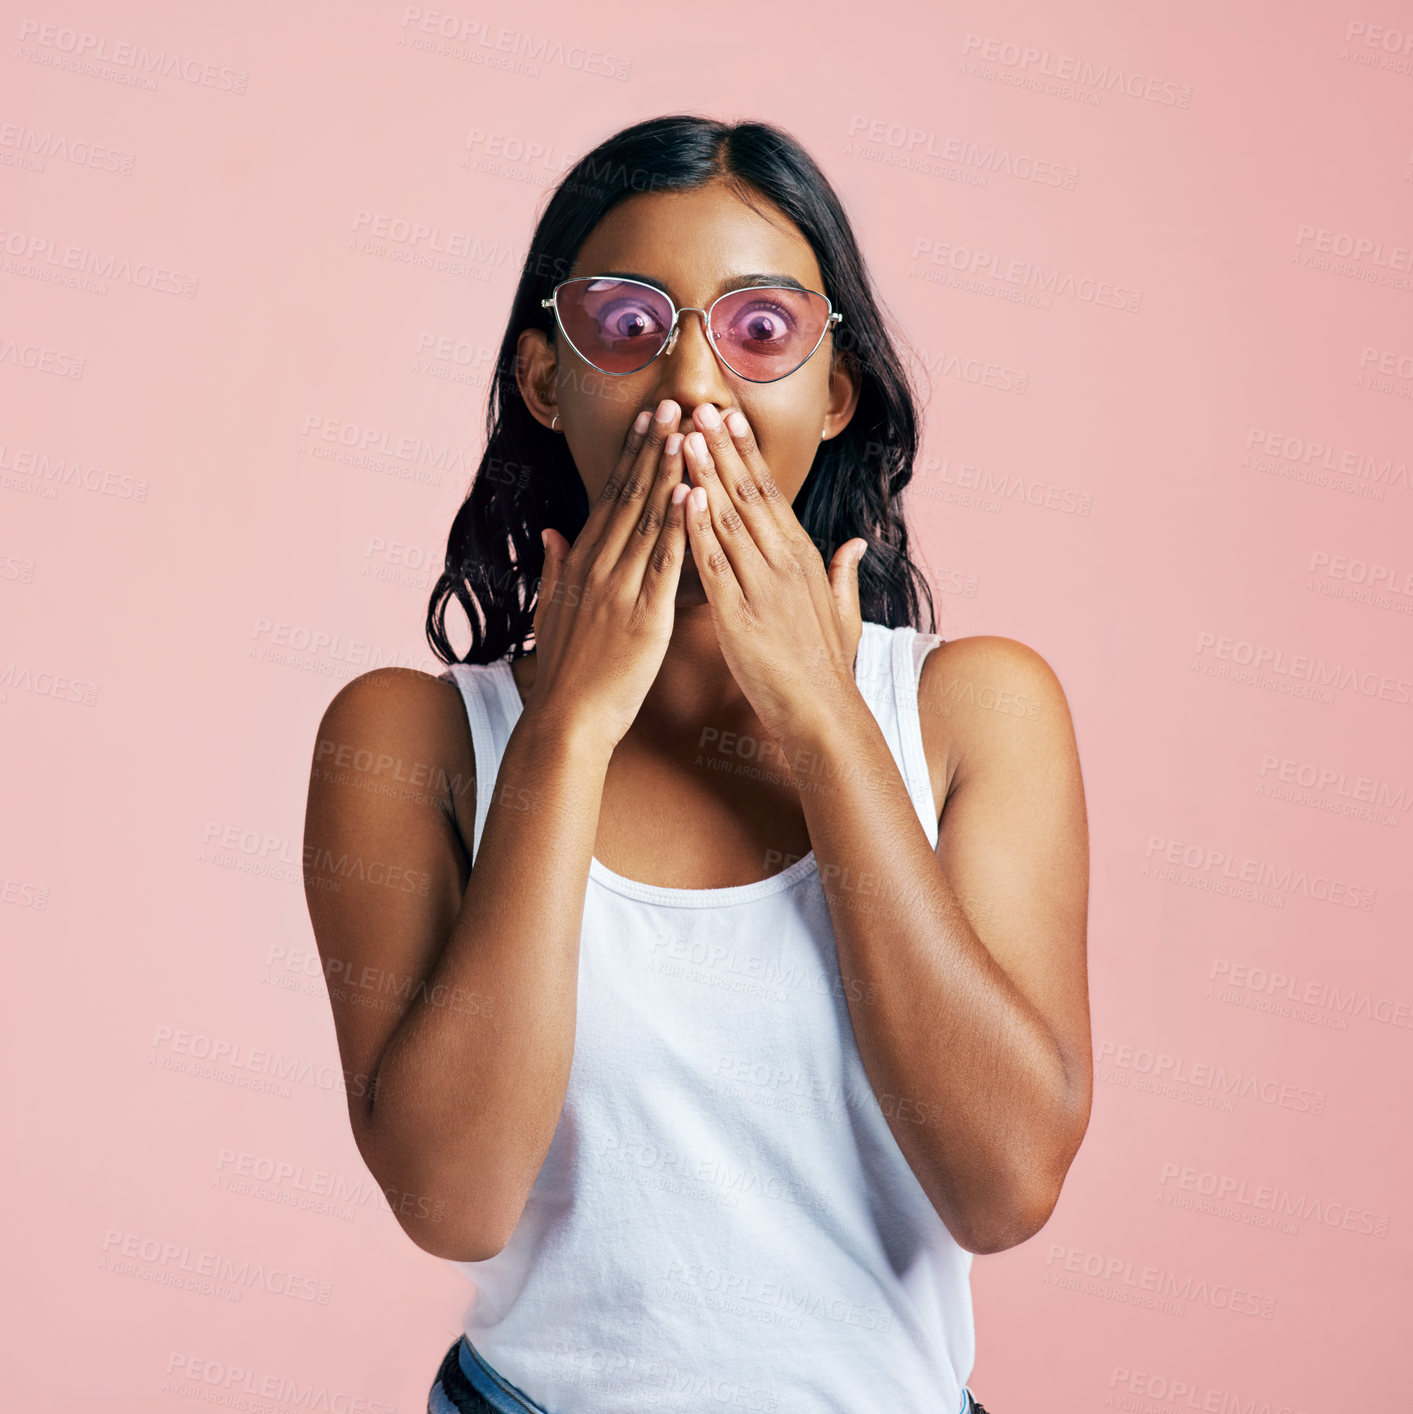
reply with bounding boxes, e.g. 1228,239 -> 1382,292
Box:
540,275 -> 843,384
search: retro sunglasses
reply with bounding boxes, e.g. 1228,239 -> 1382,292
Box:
541,275 -> 843,383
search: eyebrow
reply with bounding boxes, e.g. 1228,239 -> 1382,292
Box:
587,270 -> 812,299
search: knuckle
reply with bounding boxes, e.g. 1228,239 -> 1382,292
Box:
730,599 -> 759,632
635,504 -> 664,538
706,546 -> 731,576
618,469 -> 652,503
648,539 -> 676,575
639,423 -> 669,457
732,477 -> 761,504
718,505 -> 744,536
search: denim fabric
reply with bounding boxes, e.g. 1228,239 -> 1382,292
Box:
427,1335 -> 992,1414
428,1337 -> 548,1414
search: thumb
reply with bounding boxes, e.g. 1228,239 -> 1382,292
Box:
828,538 -> 867,630
535,527 -> 564,631
540,526 -> 571,566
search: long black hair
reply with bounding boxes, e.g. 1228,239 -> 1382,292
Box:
425,113 -> 936,665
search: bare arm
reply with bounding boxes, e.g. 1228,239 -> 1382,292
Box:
301,404 -> 691,1262
780,635 -> 1092,1255
302,667 -> 611,1261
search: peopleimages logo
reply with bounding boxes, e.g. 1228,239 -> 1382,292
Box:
1143,835 -> 1376,911
162,1353 -> 395,1413
0,225 -> 199,296
14,20 -> 250,93
1157,1160 -> 1390,1238
959,33 -> 1193,107
1042,1244 -> 1275,1319
1096,1039 -> 1325,1116
910,237 -> 1142,312
1243,426 -> 1409,499
397,8 -> 631,80
845,115 -> 1079,190
1193,630 -> 1412,707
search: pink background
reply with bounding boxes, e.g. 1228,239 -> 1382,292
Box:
5,2 -> 1411,1410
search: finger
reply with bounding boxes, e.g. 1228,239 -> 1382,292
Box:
683,430 -> 766,588
691,405 -> 792,560
615,430 -> 686,580
591,400 -> 681,566
683,484 -> 745,611
573,407 -> 656,559
722,409 -> 796,533
640,480 -> 691,611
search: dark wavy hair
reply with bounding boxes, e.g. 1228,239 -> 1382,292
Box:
425,113 -> 936,665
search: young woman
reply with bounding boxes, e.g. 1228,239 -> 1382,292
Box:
303,114 -> 1091,1414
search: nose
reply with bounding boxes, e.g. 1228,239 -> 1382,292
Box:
646,307 -> 731,433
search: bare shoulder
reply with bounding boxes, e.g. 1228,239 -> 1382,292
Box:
311,665 -> 477,844
917,635 -> 1078,810
302,664 -> 479,1143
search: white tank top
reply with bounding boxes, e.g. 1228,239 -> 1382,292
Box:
439,620 -> 974,1414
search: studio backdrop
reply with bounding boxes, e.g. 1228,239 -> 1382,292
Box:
4,3 -> 1409,1411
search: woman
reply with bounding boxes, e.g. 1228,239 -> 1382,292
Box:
303,114 -> 1092,1414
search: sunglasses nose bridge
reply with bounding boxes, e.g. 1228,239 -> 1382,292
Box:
661,306 -> 712,363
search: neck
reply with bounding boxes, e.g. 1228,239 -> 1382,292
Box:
642,601 -> 752,731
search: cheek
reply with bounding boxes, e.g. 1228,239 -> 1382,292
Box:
561,371 -> 645,495
742,403 -> 823,494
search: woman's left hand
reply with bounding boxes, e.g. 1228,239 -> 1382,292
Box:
682,407 -> 868,748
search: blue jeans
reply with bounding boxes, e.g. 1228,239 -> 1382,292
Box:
427,1336 -> 991,1414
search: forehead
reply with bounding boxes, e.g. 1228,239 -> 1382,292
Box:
570,182 -> 824,301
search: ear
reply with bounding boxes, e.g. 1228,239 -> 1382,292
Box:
821,346 -> 862,441
515,328 -> 559,431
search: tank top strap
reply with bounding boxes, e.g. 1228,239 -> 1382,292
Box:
855,621 -> 945,849
438,658 -> 522,865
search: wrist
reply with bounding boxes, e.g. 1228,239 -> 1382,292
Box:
773,679 -> 870,766
516,698 -> 618,770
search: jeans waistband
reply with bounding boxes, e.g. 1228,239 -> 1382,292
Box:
429,1337 -> 547,1414
429,1336 -> 986,1414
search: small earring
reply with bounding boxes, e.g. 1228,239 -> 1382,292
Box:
551,413 -> 561,431
820,426 -> 828,440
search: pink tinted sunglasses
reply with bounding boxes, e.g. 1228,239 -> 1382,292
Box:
541,275 -> 842,383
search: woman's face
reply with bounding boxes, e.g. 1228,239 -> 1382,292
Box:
517,179 -> 860,602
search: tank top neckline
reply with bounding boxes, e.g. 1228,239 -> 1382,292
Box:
486,631 -> 879,908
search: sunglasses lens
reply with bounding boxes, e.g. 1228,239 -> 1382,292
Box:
554,278 -> 674,374
711,287 -> 831,381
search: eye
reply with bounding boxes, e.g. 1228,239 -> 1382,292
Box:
595,297 -> 668,341
722,297 -> 798,347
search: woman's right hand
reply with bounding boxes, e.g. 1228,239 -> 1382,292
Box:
528,399 -> 692,751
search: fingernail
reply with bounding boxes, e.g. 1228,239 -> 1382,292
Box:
665,432 -> 683,457
726,410 -> 748,436
696,404 -> 720,429
633,411 -> 651,435
686,431 -> 708,460
671,483 -> 689,506
655,399 -> 678,422
690,487 -> 708,511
